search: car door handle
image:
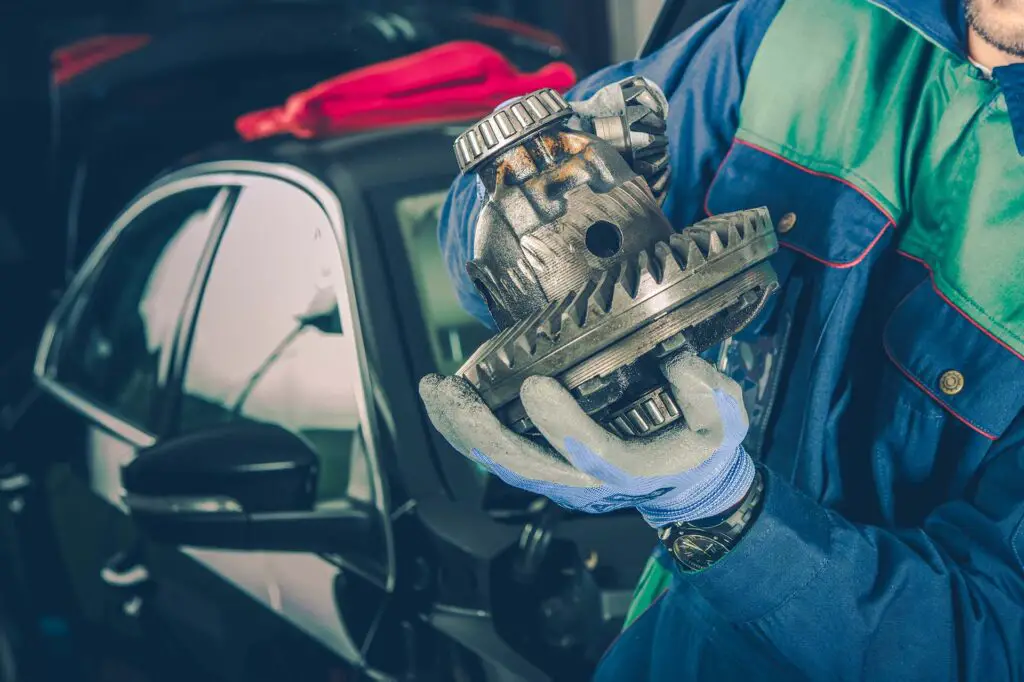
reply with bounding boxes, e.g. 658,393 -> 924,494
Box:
100,549 -> 150,589
0,470 -> 30,494
0,463 -> 31,514
101,548 -> 152,618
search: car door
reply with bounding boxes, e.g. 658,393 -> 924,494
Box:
34,166 -> 393,681
33,180 -> 250,680
162,166 -> 394,673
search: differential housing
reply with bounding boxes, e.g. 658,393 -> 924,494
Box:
453,80 -> 780,438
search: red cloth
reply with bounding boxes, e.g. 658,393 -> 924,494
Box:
52,34 -> 151,85
235,40 -> 577,141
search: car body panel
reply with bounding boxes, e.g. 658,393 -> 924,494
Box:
32,118 -> 662,680
34,164 -> 392,673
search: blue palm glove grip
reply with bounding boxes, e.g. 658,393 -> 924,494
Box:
421,354 -> 756,527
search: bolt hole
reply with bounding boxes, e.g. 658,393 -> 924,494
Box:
585,221 -> 622,259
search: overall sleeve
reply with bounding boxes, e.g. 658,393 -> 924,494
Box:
684,415 -> 1024,681
437,0 -> 786,327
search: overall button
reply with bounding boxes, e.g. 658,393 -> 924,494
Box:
777,212 -> 797,233
939,370 -> 965,396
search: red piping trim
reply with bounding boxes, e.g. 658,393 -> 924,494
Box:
882,335 -> 997,440
703,138 -> 896,268
897,250 -> 1024,363
732,139 -> 897,222
779,221 -> 893,269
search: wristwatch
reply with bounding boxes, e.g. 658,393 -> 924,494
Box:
658,468 -> 765,572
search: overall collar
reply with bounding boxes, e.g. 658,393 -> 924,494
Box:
870,0 -> 1024,155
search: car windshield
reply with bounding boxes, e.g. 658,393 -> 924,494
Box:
382,178 -> 555,513
391,187 -> 494,376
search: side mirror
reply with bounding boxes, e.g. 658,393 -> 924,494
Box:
122,422 -> 375,553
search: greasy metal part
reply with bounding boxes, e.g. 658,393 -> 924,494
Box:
452,79 -> 779,438
605,386 -> 682,439
572,76 -> 671,205
478,221 -> 778,436
454,88 -> 573,173
464,213 -> 777,407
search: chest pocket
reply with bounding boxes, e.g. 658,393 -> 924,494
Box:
883,279 -> 1024,441
704,139 -> 895,269
878,278 -> 1024,519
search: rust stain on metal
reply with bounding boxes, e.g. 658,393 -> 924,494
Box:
494,145 -> 537,185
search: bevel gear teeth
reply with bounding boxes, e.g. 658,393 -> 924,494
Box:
647,169 -> 671,205
669,233 -> 707,268
707,231 -> 725,256
604,76 -> 670,206
727,222 -> 743,247
514,328 -> 537,357
589,267 -> 618,316
467,298 -> 553,382
504,298 -> 564,369
636,249 -> 661,288
460,207 -> 776,397
622,75 -> 668,119
654,241 -> 683,279
574,208 -> 772,334
561,279 -> 595,334
685,207 -> 772,252
616,258 -> 639,300
537,296 -> 572,342
634,154 -> 669,176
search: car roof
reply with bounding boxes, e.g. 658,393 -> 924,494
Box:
57,7 -> 574,101
161,121 -> 467,204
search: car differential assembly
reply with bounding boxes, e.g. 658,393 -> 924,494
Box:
452,77 -> 780,439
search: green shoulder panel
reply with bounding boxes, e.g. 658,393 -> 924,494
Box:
734,0 -> 1024,357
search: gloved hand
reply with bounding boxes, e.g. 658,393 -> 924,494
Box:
419,353 -> 755,527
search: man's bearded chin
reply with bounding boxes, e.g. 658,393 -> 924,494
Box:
966,0 -> 1024,58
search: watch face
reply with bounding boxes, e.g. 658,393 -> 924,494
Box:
671,532 -> 731,572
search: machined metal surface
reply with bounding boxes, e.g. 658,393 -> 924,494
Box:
573,76 -> 671,205
463,210 -> 778,435
454,88 -> 573,173
453,79 -> 779,438
604,385 -> 682,439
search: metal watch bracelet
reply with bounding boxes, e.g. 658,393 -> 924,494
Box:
658,468 -> 765,572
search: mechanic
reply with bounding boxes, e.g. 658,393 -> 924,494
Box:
420,0 -> 1024,679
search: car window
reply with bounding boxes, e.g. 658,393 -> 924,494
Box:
394,190 -> 493,375
390,187 -> 497,488
175,176 -> 379,514
48,186 -> 229,433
